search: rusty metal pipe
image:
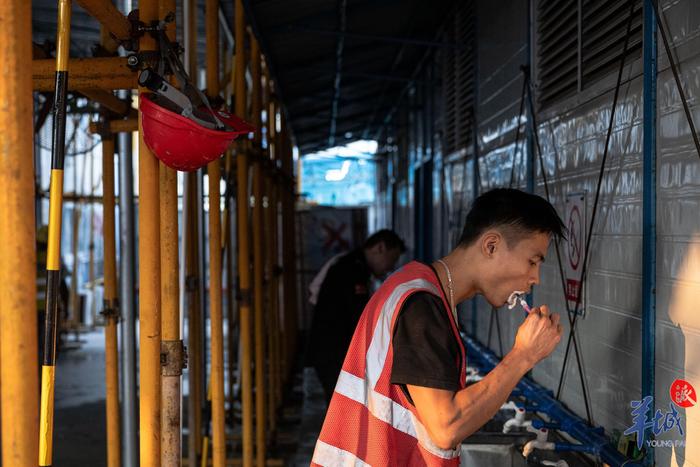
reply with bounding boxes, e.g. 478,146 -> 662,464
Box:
33,56 -> 137,91
158,2 -> 181,464
160,157 -> 181,466
101,135 -> 122,467
0,0 -> 39,464
89,118 -> 138,135
234,0 -> 254,465
138,0 -> 162,464
206,0 -> 227,465
81,89 -> 134,116
75,0 -> 132,45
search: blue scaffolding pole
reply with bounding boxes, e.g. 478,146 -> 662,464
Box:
641,0 -> 657,465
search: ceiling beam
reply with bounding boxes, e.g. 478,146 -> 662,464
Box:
328,0 -> 348,148
284,25 -> 465,50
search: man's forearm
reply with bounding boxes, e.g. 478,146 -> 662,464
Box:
450,347 -> 533,442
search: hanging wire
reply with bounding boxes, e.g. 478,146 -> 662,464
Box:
520,0 -> 638,427
527,72 -> 594,425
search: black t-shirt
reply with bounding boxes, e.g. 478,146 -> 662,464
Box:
390,270 -> 462,403
308,249 -> 371,370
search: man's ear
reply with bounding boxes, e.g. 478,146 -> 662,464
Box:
482,232 -> 500,257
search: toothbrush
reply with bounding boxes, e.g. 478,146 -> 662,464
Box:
507,291 -> 533,314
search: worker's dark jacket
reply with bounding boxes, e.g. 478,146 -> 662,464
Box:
308,249 -> 370,398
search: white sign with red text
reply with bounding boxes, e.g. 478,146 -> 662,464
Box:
565,193 -> 586,316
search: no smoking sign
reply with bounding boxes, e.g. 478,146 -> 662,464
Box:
565,193 -> 586,316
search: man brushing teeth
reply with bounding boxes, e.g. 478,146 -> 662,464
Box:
313,188 -> 566,466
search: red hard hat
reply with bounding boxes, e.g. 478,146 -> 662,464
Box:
139,92 -> 253,172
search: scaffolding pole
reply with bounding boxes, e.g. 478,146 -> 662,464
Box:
185,171 -> 204,467
101,134 -> 122,467
159,1 -> 182,465
138,0 -> 162,464
206,0 -> 227,464
264,72 -> 281,436
33,56 -> 137,91
38,0 -> 72,463
223,8 -> 238,434
249,34 -> 267,467
234,0 -> 254,464
76,0 -> 131,48
279,113 -> 298,383
0,0 -> 39,464
90,117 -> 138,135
118,124 -> 139,467
183,0 -> 203,463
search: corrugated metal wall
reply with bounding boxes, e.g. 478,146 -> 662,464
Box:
655,1 -> 700,464
373,1 -> 700,465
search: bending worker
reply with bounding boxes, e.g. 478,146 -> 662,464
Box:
312,188 -> 565,466
308,229 -> 406,403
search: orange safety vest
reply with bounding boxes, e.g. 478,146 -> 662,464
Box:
312,261 -> 467,466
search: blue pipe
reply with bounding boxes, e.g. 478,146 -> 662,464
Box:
641,1 -> 657,465
554,443 -> 599,455
531,420 -> 561,430
464,336 -> 643,467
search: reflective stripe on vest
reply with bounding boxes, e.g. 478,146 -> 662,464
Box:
312,440 -> 371,467
313,262 -> 466,466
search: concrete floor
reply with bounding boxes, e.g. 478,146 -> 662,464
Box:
47,329 -> 326,466
53,330 -> 109,466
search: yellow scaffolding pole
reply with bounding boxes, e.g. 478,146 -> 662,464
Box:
138,0 -> 162,464
234,0 -> 254,464
249,34 -> 266,467
0,0 -> 39,464
32,44 -> 134,116
160,159 -> 181,465
38,0 -> 72,464
33,56 -> 137,91
159,2 -> 182,465
206,0 -> 227,465
101,135 -> 122,467
89,118 -> 139,135
75,0 -> 131,47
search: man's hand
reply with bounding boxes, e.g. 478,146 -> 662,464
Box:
513,305 -> 562,367
408,305 -> 562,449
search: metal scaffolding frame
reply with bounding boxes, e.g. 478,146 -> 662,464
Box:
0,0 -> 300,465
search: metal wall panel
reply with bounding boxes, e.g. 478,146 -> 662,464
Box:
472,2 -> 700,465
654,1 -> 700,464
374,1 -> 699,463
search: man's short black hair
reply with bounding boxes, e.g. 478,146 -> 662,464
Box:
458,188 -> 566,248
364,229 -> 407,253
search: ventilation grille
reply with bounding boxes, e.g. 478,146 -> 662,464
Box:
537,0 -> 642,108
441,2 -> 475,157
581,0 -> 643,85
537,0 -> 578,106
